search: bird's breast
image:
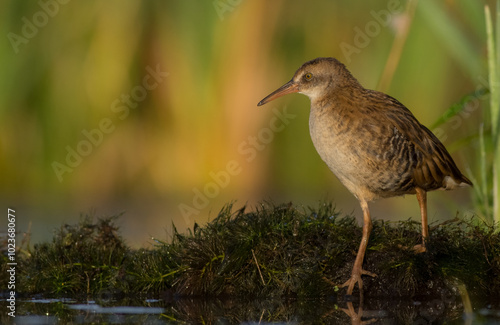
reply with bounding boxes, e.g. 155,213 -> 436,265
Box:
309,107 -> 365,178
308,106 -> 415,201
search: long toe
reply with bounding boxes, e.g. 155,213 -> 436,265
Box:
413,244 -> 427,253
342,275 -> 362,295
341,269 -> 377,295
361,269 -> 377,277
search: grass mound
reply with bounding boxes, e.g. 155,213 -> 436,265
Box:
2,202 -> 499,298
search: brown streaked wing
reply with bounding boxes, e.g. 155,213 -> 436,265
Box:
371,92 -> 472,191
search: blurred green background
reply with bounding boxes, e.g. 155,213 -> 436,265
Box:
0,0 -> 491,247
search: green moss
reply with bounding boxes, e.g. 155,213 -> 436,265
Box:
3,202 -> 499,299
17,215 -> 128,295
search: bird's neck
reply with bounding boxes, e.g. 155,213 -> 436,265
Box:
311,85 -> 365,114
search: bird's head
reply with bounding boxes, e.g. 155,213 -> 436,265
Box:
258,57 -> 358,106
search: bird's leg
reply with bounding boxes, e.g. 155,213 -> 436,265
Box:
414,187 -> 428,253
342,199 -> 377,295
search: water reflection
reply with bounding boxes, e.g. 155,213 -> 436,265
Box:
341,301 -> 377,324
0,296 -> 499,324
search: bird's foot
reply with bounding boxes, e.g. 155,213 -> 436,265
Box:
397,243 -> 427,253
413,243 -> 426,253
341,268 -> 377,295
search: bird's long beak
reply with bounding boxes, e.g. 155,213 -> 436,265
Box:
257,80 -> 299,106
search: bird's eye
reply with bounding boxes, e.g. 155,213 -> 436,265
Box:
304,73 -> 313,81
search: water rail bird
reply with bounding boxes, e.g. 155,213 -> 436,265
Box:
257,57 -> 472,295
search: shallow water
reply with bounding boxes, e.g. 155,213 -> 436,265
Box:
1,296 -> 500,324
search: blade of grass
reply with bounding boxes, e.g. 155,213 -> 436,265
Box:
494,145 -> 500,228
486,5 -> 500,137
479,124 -> 490,220
430,88 -> 488,129
485,3 -> 500,227
495,0 -> 500,228
465,124 -> 489,220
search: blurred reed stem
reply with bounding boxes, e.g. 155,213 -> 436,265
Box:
376,0 -> 418,92
485,2 -> 500,228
